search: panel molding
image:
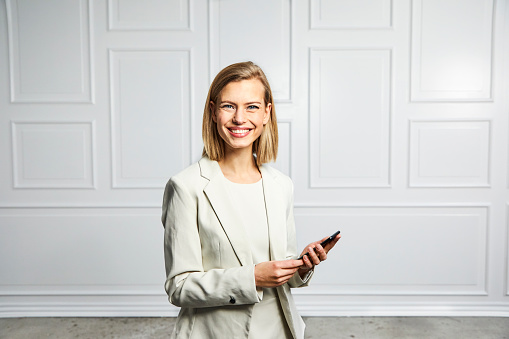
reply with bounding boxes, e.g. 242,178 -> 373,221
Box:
408,120 -> 491,187
109,48 -> 192,188
107,0 -> 191,31
309,48 -> 392,188
310,0 -> 393,30
410,0 -> 494,101
10,121 -> 96,189
294,205 -> 489,296
0,209 -> 164,290
6,0 -> 94,103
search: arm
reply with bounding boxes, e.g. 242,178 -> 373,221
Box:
162,177 -> 259,308
282,179 -> 313,288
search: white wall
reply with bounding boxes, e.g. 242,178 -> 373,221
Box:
1,0 -> 508,317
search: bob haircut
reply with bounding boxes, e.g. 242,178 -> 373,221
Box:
202,61 -> 278,167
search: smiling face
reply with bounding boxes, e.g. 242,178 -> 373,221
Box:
211,79 -> 271,155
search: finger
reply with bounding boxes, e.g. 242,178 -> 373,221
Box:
313,237 -> 328,248
277,274 -> 295,286
315,243 -> 327,261
324,234 -> 341,252
307,247 -> 322,266
275,269 -> 300,284
302,254 -> 314,269
304,249 -> 319,266
281,259 -> 304,268
282,267 -> 299,277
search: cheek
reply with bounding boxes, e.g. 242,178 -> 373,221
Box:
254,114 -> 267,126
214,115 -> 230,140
214,112 -> 229,125
216,117 -> 228,131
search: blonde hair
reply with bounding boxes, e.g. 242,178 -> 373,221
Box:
202,61 -> 278,166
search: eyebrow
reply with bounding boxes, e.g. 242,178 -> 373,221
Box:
219,100 -> 262,105
220,100 -> 261,105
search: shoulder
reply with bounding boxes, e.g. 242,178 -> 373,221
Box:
170,161 -> 201,185
165,160 -> 206,196
165,156 -> 220,192
261,163 -> 291,180
162,162 -> 205,225
260,164 -> 293,191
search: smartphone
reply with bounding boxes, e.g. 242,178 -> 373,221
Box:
297,230 -> 340,260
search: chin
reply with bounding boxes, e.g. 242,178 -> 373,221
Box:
228,143 -> 254,150
222,136 -> 256,149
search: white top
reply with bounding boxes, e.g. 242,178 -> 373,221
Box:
225,178 -> 293,339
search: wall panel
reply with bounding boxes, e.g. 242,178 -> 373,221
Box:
309,49 -> 391,188
110,49 -> 191,188
411,0 -> 494,101
310,0 -> 392,29
6,0 -> 93,102
294,206 -> 488,295
11,122 -> 95,189
0,208 -> 165,295
409,121 -> 490,187
108,0 -> 190,30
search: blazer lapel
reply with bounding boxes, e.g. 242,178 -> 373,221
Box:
199,157 -> 253,266
260,166 -> 287,261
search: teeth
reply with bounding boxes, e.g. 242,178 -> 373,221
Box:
231,129 -> 249,134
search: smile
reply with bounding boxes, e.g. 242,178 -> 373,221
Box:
227,128 -> 252,137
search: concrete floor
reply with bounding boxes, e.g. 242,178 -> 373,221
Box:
0,317 -> 508,338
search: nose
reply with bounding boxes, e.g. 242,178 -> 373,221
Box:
232,108 -> 246,124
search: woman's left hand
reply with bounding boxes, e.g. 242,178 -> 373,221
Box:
297,233 -> 341,278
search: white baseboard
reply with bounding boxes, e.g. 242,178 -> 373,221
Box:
297,302 -> 509,317
0,302 -> 179,318
2,299 -> 509,318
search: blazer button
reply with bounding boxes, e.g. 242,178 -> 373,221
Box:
229,296 -> 236,304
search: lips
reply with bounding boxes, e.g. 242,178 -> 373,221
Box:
227,128 -> 252,137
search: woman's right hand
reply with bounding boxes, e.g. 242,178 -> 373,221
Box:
254,260 -> 303,288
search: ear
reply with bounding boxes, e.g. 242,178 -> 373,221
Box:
263,103 -> 271,125
210,101 -> 217,123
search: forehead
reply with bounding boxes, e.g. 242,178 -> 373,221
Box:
219,79 -> 265,102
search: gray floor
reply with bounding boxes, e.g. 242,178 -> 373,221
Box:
1,317 -> 508,338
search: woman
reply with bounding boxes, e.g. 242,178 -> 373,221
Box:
162,61 -> 340,339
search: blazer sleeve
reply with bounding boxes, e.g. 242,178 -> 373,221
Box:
162,176 -> 259,308
284,178 -> 314,288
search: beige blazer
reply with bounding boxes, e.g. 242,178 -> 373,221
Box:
162,157 -> 311,339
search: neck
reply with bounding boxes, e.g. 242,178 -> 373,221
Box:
218,147 -> 260,183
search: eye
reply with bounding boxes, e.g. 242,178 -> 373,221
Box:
246,105 -> 259,111
220,104 -> 235,112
